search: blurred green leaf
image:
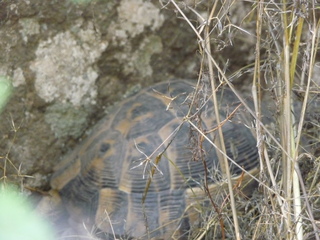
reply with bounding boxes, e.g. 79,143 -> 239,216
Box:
0,76 -> 13,114
0,186 -> 55,240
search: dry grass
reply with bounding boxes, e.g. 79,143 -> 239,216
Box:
0,117 -> 31,187
1,1 -> 319,240
161,0 -> 320,239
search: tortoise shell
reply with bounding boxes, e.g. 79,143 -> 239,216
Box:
51,80 -> 259,239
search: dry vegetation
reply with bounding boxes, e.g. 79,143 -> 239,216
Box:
161,0 -> 320,239
0,0 -> 319,240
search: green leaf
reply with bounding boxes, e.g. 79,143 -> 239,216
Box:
0,76 -> 13,114
0,186 -> 55,240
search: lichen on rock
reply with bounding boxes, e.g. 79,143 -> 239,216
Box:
31,22 -> 108,107
44,103 -> 89,139
110,0 -> 165,44
19,18 -> 40,43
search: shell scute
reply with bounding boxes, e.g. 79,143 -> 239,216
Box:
51,80 -> 259,239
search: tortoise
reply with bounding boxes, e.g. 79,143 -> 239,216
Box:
50,80 -> 259,239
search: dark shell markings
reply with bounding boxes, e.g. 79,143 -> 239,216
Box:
51,80 -> 259,239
